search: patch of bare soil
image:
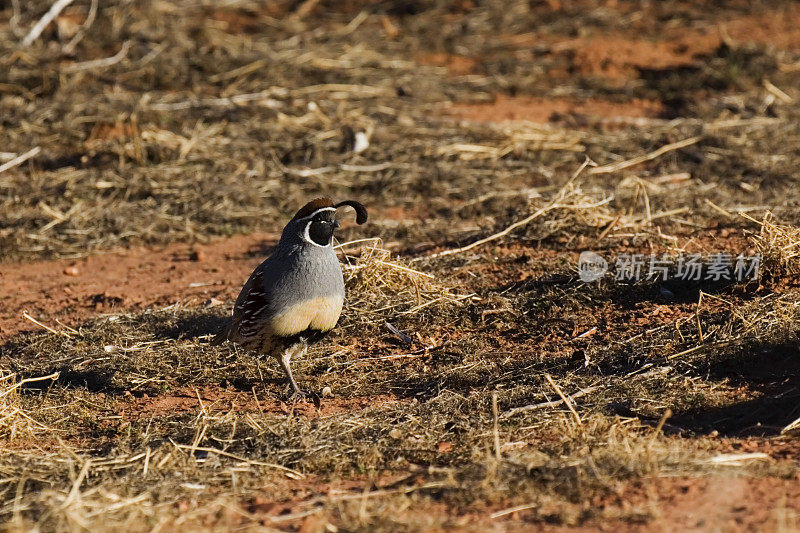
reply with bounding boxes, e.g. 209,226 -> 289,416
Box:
416,52 -> 478,76
0,232 -> 277,340
451,4 -> 800,124
450,94 -> 665,124
617,477 -> 800,531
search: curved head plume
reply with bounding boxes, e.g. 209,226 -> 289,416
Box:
292,198 -> 368,225
333,200 -> 368,225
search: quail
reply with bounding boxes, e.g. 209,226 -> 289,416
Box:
212,198 -> 368,396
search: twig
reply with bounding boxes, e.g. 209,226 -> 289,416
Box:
22,311 -> 72,337
650,408 -> 672,440
170,442 -> 303,478
297,482 -> 451,508
763,79 -> 793,104
334,237 -> 383,250
292,0 -> 320,19
148,92 -> 282,111
667,341 -> 734,359
340,10 -> 369,35
61,459 -> 91,508
588,136 -> 702,175
701,453 -> 771,465
20,0 -> 75,47
0,372 -> 60,400
0,147 -> 40,174
704,198 -> 733,218
344,260 -> 435,279
491,502 -> 538,519
62,0 -> 97,54
208,59 -> 267,83
427,194 -> 560,259
426,159 -> 593,259
502,385 -> 600,418
545,374 -> 582,426
142,447 -> 151,478
9,0 -> 24,38
781,408 -> 800,434
293,84 -> 393,97
339,162 -> 394,172
63,40 -> 131,73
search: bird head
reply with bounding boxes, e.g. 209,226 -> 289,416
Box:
288,197 -> 368,248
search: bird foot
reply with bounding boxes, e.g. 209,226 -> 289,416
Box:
285,387 -> 322,407
287,389 -> 307,403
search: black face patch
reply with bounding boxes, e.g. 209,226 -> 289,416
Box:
306,210 -> 338,246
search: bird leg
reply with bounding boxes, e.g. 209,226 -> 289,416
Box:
279,343 -> 307,398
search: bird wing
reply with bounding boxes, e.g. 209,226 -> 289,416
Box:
213,261 -> 275,345
231,284 -> 275,342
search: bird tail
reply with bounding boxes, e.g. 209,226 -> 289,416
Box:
210,326 -> 229,346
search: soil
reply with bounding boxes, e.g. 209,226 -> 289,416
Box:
0,232 -> 278,340
450,95 -> 665,124
2,0 -> 800,530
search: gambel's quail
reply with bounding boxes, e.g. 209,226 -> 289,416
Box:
212,198 -> 368,396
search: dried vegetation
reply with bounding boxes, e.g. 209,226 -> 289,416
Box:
2,0 -> 800,530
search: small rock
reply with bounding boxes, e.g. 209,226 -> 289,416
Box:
63,266 -> 79,276
389,428 -> 402,439
352,131 -> 369,154
437,442 -> 452,453
205,297 -> 224,307
321,386 -> 333,397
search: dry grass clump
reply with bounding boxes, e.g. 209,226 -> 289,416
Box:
2,299 -> 798,530
538,183 -> 615,237
714,292 -> 800,343
749,211 -> 800,281
0,371 -> 56,441
340,240 -> 469,326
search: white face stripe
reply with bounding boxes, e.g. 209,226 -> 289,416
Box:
302,218 -> 333,248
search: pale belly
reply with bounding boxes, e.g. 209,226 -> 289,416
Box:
269,294 -> 344,337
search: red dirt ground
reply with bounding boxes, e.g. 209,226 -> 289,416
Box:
0,232 -> 278,340
449,4 -> 800,124
4,4 -> 800,527
449,95 -> 665,124
0,199 -> 792,532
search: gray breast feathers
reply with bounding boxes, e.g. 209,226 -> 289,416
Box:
227,245 -> 344,345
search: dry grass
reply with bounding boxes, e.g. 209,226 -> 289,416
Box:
0,371 -> 57,441
341,239 -> 468,322
749,212 -> 800,280
3,256 -> 800,529
3,0 -> 800,529
1,2 -> 800,261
